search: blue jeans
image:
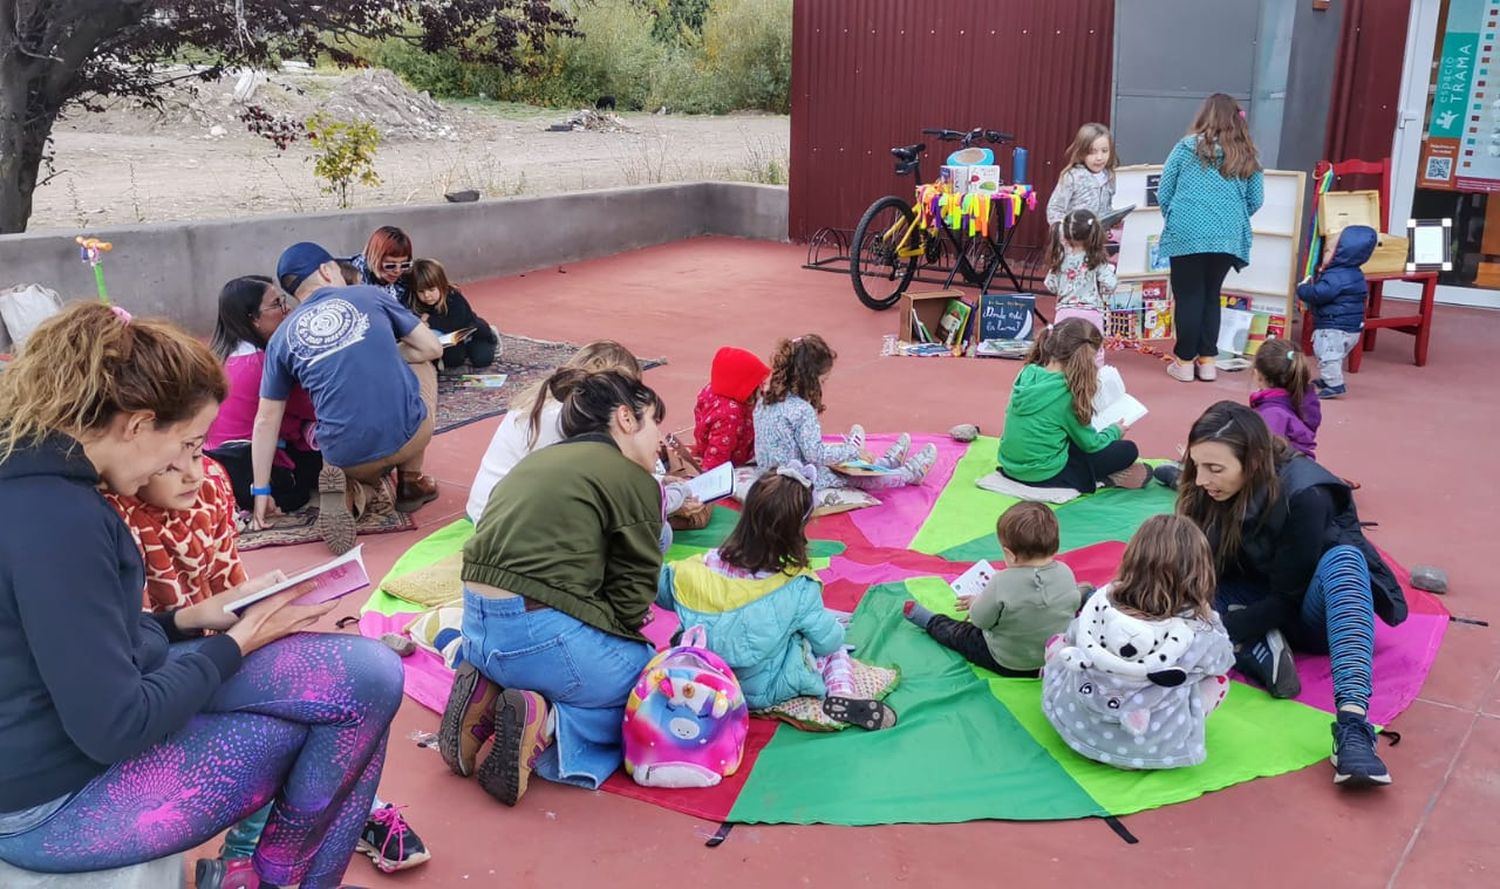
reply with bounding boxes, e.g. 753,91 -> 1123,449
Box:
460,589 -> 655,789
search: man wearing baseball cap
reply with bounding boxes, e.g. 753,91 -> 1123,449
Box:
249,241 -> 444,553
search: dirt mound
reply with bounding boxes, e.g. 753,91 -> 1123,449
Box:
319,69 -> 456,142
57,67 -> 458,143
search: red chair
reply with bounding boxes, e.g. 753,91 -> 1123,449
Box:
1300,158 -> 1436,371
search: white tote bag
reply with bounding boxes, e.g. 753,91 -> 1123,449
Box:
0,284 -> 64,353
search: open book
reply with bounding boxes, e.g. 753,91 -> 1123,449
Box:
1097,204 -> 1135,230
436,327 -> 475,347
1090,366 -> 1148,432
224,545 -> 371,613
951,560 -> 997,600
682,461 -> 734,503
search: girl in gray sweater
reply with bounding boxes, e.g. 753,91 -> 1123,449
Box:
1043,515 -> 1234,770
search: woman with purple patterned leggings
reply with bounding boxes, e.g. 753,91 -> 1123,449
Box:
0,304 -> 403,889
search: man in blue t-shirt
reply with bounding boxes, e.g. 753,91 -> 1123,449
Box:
250,242 -> 444,553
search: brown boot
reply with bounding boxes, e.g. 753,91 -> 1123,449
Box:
315,465 -> 356,555
395,472 -> 439,513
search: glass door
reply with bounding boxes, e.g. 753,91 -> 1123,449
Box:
1390,0 -> 1500,307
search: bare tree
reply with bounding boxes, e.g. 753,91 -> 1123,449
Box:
0,0 -> 572,232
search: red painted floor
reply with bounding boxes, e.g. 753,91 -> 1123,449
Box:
239,238 -> 1500,888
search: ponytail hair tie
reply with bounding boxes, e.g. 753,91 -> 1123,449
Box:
109,306 -> 132,325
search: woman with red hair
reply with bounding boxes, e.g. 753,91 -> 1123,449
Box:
351,225 -> 415,303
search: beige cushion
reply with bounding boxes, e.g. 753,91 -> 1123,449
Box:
382,553 -> 465,608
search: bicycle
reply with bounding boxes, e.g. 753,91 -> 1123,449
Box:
849,127 -> 1030,311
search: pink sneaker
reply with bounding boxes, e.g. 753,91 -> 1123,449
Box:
1166,360 -> 1195,383
1196,358 -> 1218,381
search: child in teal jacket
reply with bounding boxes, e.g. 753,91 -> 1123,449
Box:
656,465 -> 896,730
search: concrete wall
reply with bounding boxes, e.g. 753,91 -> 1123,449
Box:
0,182 -> 787,337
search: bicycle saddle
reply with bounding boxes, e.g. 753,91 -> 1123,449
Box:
890,143 -> 925,163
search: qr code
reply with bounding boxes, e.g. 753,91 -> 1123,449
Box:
1425,156 -> 1454,182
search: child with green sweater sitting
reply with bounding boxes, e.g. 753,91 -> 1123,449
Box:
997,318 -> 1149,494
904,502 -> 1088,675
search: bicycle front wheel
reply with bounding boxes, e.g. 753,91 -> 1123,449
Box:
850,196 -> 920,310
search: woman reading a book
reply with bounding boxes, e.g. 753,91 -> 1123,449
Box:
445,370 -> 667,807
1174,401 -> 1403,789
0,303 -> 404,889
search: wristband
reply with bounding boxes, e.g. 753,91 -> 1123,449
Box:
250,485 -> 273,497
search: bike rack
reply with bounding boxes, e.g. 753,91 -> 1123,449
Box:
804,227 -> 852,269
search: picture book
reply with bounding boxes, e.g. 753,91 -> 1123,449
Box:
938,298 -> 973,349
951,560 -> 997,600
459,373 -> 508,389
975,293 -> 1036,342
224,546 -> 370,613
975,338 -> 1032,359
833,459 -> 903,476
1147,235 -> 1169,271
682,461 -> 735,503
1109,281 -> 1143,311
1090,366 -> 1149,432
436,327 -> 476,347
1097,204 -> 1135,230
1218,308 -> 1257,355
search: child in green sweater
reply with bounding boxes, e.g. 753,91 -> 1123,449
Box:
996,318 -> 1149,494
904,501 -> 1089,675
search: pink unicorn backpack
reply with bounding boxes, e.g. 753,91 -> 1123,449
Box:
623,626 -> 749,788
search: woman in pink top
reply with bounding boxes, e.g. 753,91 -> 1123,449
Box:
205,275 -> 322,512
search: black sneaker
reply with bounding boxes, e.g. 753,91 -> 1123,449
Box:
357,804 -> 431,872
1152,463 -> 1181,488
1235,629 -> 1301,699
1331,711 -> 1392,787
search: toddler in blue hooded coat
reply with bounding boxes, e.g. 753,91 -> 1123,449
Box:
1298,224 -> 1376,398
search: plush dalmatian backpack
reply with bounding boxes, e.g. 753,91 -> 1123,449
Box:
622,626 -> 749,788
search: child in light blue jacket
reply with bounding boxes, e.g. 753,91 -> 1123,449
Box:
656,464 -> 897,730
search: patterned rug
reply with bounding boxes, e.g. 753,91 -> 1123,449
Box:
236,476 -> 416,551
435,334 -> 667,434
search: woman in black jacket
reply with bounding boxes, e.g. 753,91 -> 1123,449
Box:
408,259 -> 499,370
1175,401 -> 1404,789
0,304 -> 402,888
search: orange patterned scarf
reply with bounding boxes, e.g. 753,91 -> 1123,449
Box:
106,459 -> 248,612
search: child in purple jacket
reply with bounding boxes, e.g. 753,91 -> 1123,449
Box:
1248,338 -> 1321,459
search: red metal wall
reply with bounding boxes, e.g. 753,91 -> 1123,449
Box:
788,0 -> 1115,246
1325,0 -> 1412,165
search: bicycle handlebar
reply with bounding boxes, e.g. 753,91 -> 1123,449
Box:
920,127 -> 1017,147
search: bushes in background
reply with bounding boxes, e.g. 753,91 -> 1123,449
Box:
373,0 -> 790,114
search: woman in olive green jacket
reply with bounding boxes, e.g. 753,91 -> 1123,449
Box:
443,369 -> 667,806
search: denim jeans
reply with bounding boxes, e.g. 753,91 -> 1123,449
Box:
461,589 -> 655,789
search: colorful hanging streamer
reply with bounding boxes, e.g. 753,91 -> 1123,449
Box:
1303,168 -> 1335,280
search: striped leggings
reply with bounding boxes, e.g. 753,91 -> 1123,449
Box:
1302,545 -> 1376,712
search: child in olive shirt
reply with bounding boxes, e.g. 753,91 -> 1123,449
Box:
904,502 -> 1087,676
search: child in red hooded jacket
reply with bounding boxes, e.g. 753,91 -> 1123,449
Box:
694,346 -> 771,470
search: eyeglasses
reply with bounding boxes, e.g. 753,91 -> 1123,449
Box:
380,260 -> 413,273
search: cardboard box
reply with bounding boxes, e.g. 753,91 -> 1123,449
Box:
1363,233 -> 1408,276
1319,190 -> 1409,276
898,290 -> 965,355
1320,190 -> 1380,236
